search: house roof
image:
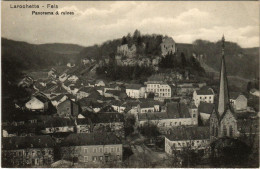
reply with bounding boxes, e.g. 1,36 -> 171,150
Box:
167,102 -> 191,118
61,132 -> 122,146
90,113 -> 124,123
76,118 -> 92,125
229,92 -> 246,100
165,127 -> 210,141
139,101 -> 161,108
34,93 -> 50,103
2,135 -> 55,150
52,86 -> 68,94
43,117 -> 75,127
126,84 -> 142,90
196,86 -> 214,95
198,102 -> 215,114
51,94 -> 67,102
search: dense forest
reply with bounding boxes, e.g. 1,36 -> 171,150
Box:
78,30 -> 164,61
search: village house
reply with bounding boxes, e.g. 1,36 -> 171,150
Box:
146,82 -> 174,100
77,87 -> 95,100
60,132 -> 123,164
125,84 -> 146,98
76,118 -> 92,133
137,101 -> 161,113
25,94 -> 50,112
250,88 -> 260,97
41,117 -> 75,134
81,58 -> 91,65
229,92 -> 247,111
210,36 -> 238,141
18,76 -> 34,88
137,102 -> 198,133
2,135 -> 55,167
111,100 -> 127,113
67,62 -> 75,68
90,113 -> 125,137
48,68 -> 57,79
198,102 -> 214,125
59,73 -> 69,82
160,37 -> 176,56
67,75 -> 79,83
164,127 -> 210,155
56,99 -> 81,118
193,86 -> 214,107
177,83 -> 200,96
104,83 -> 121,93
51,94 -> 68,107
95,80 -> 106,87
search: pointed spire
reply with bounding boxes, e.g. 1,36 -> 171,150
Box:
218,35 -> 230,117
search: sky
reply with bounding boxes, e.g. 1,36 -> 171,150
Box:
1,1 -> 259,48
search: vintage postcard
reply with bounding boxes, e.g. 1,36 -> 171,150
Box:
1,1 -> 259,168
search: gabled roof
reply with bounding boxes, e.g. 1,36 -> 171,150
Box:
139,101 -> 161,108
196,86 -> 214,95
229,92 -> 246,100
165,127 -> 210,141
198,102 -> 215,114
51,94 -> 67,102
61,132 -> 122,146
167,102 -> 191,118
2,135 -> 55,150
76,118 -> 92,125
43,117 -> 75,127
90,113 -> 124,123
126,84 -> 142,90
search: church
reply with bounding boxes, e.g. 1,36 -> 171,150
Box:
209,36 -> 238,141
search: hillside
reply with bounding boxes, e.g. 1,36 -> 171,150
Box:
1,38 -> 84,86
176,40 -> 259,80
38,43 -> 84,55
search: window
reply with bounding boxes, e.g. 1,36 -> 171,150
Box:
116,147 -> 120,152
99,147 -> 103,153
193,114 -> 196,118
93,156 -> 97,161
67,107 -> 70,110
229,126 -> 233,137
200,97 -> 202,99
99,156 -> 103,161
93,148 -> 97,153
105,147 -> 108,153
84,148 -> 88,153
223,125 -> 227,136
111,147 -> 114,152
84,156 -> 88,162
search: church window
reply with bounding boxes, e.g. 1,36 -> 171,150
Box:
223,125 -> 227,136
212,126 -> 215,136
215,127 -> 218,137
229,126 -> 233,137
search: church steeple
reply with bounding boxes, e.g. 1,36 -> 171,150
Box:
218,35 -> 230,117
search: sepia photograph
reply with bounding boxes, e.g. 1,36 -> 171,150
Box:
1,1 -> 259,168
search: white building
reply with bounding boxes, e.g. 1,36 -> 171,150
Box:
193,87 -> 214,107
146,82 -> 173,99
165,127 -> 210,154
125,84 -> 146,98
137,102 -> 198,133
229,92 -> 247,111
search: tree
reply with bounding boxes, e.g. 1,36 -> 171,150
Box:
124,114 -> 136,137
138,122 -> 160,143
210,137 -> 251,167
181,52 -> 187,67
247,81 -> 252,92
121,36 -> 128,45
